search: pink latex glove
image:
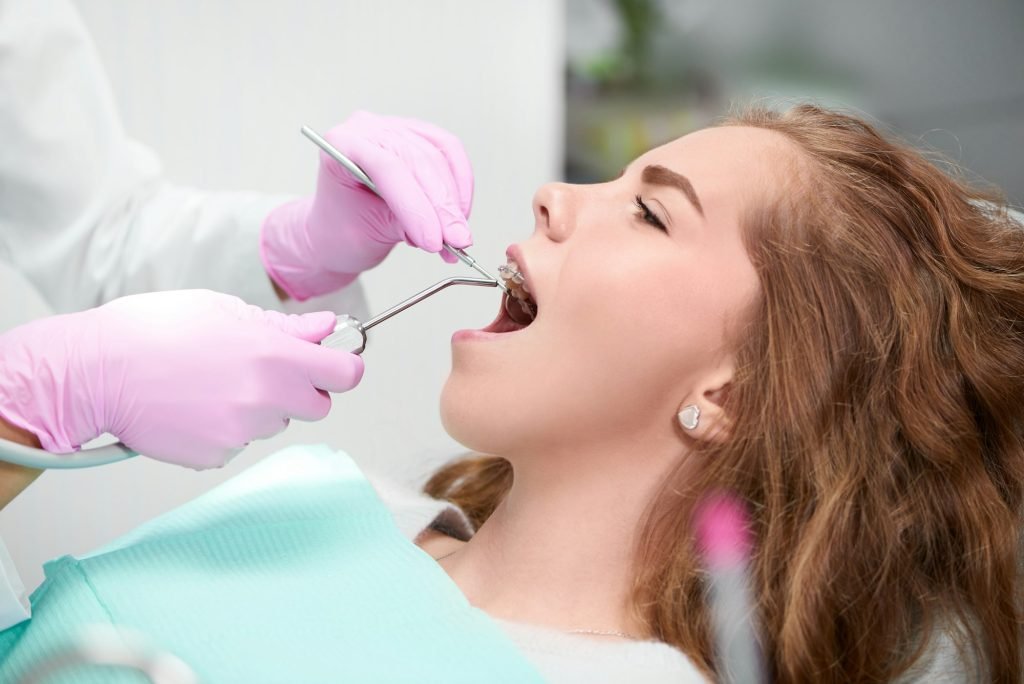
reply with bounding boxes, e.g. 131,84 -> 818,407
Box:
0,290 -> 363,470
260,111 -> 475,301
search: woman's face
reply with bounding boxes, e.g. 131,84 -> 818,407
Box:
442,126 -> 788,458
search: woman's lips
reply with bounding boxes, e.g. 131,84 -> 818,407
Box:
452,328 -> 510,344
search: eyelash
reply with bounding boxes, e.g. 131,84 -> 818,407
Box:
633,195 -> 668,232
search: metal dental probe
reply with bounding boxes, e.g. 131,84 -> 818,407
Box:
300,126 -> 511,295
323,276 -> 496,354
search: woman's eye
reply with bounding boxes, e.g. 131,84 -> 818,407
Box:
633,195 -> 668,232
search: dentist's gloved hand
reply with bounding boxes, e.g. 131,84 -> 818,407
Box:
0,290 -> 363,469
260,111 -> 475,301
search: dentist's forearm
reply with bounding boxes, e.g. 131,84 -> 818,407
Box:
0,416 -> 43,510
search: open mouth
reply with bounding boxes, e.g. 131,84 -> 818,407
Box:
483,258 -> 538,333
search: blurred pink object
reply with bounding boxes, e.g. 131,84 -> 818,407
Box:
261,111 -> 475,301
695,492 -> 754,569
0,290 -> 363,470
695,492 -> 765,684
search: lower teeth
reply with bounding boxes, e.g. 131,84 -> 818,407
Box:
504,293 -> 537,325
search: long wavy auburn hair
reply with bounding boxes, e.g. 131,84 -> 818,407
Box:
425,104 -> 1024,682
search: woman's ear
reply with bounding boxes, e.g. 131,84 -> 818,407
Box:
676,366 -> 734,445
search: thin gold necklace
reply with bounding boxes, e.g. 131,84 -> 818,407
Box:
433,550 -> 642,641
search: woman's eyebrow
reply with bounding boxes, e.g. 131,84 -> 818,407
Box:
642,164 -> 704,217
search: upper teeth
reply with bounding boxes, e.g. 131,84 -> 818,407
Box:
499,260 -> 529,292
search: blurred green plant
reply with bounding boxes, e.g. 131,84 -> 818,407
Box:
581,0 -> 663,91
615,0 -> 660,86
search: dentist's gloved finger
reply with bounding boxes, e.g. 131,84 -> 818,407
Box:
252,309 -> 337,343
439,249 -> 460,265
394,131 -> 474,250
290,341 -> 365,393
247,415 -> 292,442
223,299 -> 335,341
149,443 -> 241,471
441,220 -> 472,251
208,446 -> 244,470
352,113 -> 473,250
345,110 -> 473,217
326,130 -> 444,252
393,127 -> 473,250
279,381 -> 333,422
397,117 -> 475,218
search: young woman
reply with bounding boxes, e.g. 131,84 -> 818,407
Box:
423,104 -> 1024,682
2,103 -> 1021,683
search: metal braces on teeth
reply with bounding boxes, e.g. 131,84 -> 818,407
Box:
498,259 -> 537,323
497,263 -> 526,287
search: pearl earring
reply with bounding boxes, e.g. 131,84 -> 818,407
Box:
678,404 -> 701,431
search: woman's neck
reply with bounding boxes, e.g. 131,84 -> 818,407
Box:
439,440 -> 680,638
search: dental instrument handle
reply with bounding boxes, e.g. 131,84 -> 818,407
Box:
0,435 -> 136,470
299,126 -> 510,295
321,276 -> 497,354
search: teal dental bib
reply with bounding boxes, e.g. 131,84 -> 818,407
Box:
0,445 -> 545,683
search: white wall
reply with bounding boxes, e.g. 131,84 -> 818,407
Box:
1,0 -> 563,590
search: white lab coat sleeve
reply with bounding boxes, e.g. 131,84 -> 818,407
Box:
0,0 -> 365,315
0,536 -> 30,631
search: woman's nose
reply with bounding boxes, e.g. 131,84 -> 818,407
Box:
532,182 -> 577,243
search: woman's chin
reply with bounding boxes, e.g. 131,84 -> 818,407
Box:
439,377 -> 514,455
